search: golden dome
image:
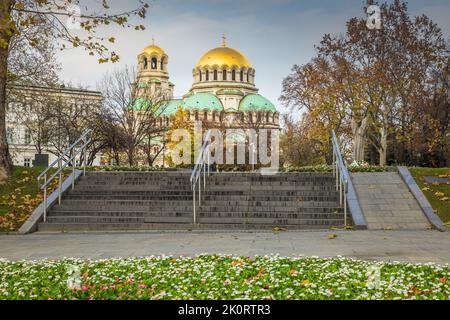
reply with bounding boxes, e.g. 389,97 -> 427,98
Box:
196,37 -> 252,69
141,39 -> 165,56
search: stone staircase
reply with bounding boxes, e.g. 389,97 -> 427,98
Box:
38,171 -> 345,231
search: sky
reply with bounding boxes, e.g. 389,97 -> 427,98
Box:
57,0 -> 450,113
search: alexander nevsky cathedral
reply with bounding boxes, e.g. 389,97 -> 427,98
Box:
133,36 -> 280,165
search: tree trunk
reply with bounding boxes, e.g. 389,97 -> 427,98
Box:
378,125 -> 388,166
0,0 -> 15,182
351,116 -> 369,163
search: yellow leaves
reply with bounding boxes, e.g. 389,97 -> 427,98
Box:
439,197 -> 449,202
288,269 -> 298,276
300,279 -> 311,286
422,187 -> 430,191
439,277 -> 447,284
408,285 -> 422,297
108,37 -> 115,43
328,234 -> 338,239
14,2 -> 25,10
435,192 -> 445,197
231,260 -> 244,268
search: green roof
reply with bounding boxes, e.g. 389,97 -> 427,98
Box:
182,92 -> 223,111
131,98 -> 152,111
130,98 -> 181,116
159,99 -> 182,116
239,94 -> 277,112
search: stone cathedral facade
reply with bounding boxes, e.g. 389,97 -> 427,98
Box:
133,37 -> 280,166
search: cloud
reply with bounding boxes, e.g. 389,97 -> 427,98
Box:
55,0 -> 450,115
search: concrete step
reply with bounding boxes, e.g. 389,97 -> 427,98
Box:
38,222 -> 337,232
45,215 -> 343,225
37,171 -> 346,232
48,210 -> 344,219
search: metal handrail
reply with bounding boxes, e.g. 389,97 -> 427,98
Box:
190,130 -> 212,224
37,129 -> 92,222
331,130 -> 349,226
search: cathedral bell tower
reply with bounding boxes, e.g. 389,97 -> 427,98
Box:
136,39 -> 174,99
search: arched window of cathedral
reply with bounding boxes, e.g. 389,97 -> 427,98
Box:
214,70 -> 218,81
160,57 -> 165,70
199,71 -> 202,82
159,118 -> 163,126
212,111 -> 216,122
223,69 -> 227,80
257,112 -> 261,122
205,70 -> 209,81
272,113 -> 275,123
247,69 -> 250,82
266,112 -> 270,123
248,112 -> 253,123
144,58 -> 148,69
220,111 -> 225,122
151,57 -> 157,70
232,69 -> 236,81
204,111 -> 208,120
166,117 -> 169,126
195,111 -> 199,121
240,69 -> 244,81
240,112 -> 245,122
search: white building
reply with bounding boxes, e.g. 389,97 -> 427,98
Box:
6,84 -> 104,168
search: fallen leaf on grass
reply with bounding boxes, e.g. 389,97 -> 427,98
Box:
328,234 -> 338,239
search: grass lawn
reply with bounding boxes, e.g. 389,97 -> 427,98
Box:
0,255 -> 448,300
409,167 -> 450,227
0,166 -> 69,232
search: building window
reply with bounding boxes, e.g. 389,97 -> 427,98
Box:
24,158 -> 31,167
204,111 -> 208,120
6,128 -> 14,143
153,146 -> 158,154
266,112 -> 270,123
223,69 -> 227,80
199,71 -> 202,82
212,111 -> 216,122
24,129 -> 31,145
247,70 -> 250,82
195,111 -> 199,120
240,69 -> 244,81
151,57 -> 157,69
232,69 -> 236,81
205,70 -> 209,81
144,58 -> 148,69
160,57 -> 165,70
214,70 -> 218,81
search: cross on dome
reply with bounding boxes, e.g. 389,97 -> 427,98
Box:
221,34 -> 226,47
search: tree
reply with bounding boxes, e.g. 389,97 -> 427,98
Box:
281,0 -> 448,166
0,0 -> 149,181
98,65 -> 170,166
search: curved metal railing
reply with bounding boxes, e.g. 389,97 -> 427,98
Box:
190,130 -> 212,224
37,129 -> 92,222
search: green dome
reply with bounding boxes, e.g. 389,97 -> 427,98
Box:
239,94 -> 277,112
160,99 -> 182,116
182,92 -> 223,111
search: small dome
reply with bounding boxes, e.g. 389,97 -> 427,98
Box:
196,47 -> 252,69
239,94 -> 277,112
183,92 -> 223,111
141,44 -> 165,57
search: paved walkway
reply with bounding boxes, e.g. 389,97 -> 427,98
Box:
352,172 -> 429,230
0,230 -> 449,264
